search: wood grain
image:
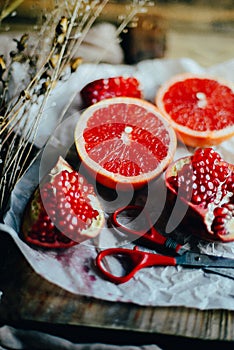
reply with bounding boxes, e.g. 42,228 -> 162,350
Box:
0,1 -> 234,344
1,232 -> 234,342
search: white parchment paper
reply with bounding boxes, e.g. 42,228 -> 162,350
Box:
2,58 -> 234,310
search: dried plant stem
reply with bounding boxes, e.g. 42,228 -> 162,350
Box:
55,0 -> 110,81
0,1 -> 113,216
67,0 -> 110,64
50,1 -> 83,85
0,0 -> 153,217
0,0 -> 25,22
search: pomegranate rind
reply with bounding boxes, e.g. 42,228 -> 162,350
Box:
165,155 -> 234,242
74,97 -> 177,190
22,187 -> 78,249
156,73 -> 234,147
21,156 -> 105,249
80,76 -> 143,107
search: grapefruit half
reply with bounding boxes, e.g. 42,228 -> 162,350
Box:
74,97 -> 177,190
156,73 -> 234,147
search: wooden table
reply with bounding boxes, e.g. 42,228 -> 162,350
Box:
1,1 -> 234,67
1,230 -> 234,349
1,2 -> 234,348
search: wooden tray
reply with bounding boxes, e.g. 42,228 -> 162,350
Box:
1,231 -> 234,344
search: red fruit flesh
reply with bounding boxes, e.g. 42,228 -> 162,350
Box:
162,78 -> 234,131
165,148 -> 234,242
22,157 -> 104,249
156,74 -> 234,147
74,97 -> 177,190
80,76 -> 142,107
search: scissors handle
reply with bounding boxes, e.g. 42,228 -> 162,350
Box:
141,226 -> 183,253
96,246 -> 176,284
112,205 -> 183,254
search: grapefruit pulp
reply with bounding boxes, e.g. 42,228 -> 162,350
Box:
156,73 -> 234,147
74,97 -> 177,190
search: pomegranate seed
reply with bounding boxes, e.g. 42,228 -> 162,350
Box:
169,148 -> 233,209
27,169 -> 101,246
211,202 -> 234,237
192,194 -> 203,204
167,148 -> 234,241
207,181 -> 214,190
213,206 -> 229,217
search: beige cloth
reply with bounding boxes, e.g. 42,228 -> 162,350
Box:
0,22 -> 124,65
0,326 -> 162,350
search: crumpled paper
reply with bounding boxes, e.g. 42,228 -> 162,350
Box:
2,57 -> 234,310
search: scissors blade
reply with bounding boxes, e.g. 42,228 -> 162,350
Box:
203,267 -> 234,280
176,251 -> 234,268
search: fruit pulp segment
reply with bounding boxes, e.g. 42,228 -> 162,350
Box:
166,148 -> 234,240
44,170 -> 99,225
83,103 -> 171,176
29,196 -> 73,245
167,148 -> 233,207
162,78 -> 234,131
29,170 -> 101,245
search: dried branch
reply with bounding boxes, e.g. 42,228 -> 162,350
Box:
0,0 -> 154,219
0,0 -> 25,22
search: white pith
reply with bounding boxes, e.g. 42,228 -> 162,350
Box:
196,92 -> 207,108
120,126 -> 133,146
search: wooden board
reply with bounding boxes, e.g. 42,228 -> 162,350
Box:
1,2 -> 234,345
1,231 -> 234,344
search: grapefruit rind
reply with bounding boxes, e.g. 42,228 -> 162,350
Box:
156,73 -> 234,147
74,97 -> 177,190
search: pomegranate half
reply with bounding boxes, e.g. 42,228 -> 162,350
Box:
165,148 -> 234,242
21,156 -> 105,248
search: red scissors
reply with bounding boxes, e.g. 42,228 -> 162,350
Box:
95,205 -> 234,284
111,205 -> 184,254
